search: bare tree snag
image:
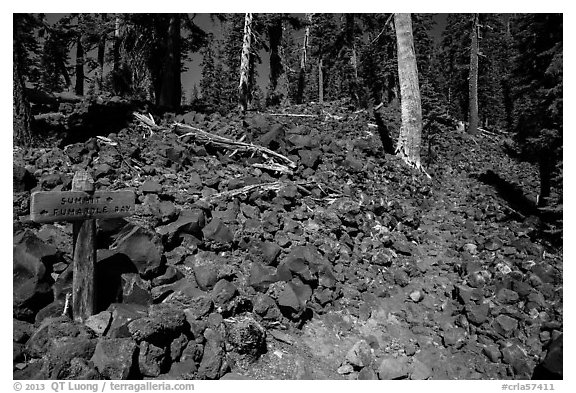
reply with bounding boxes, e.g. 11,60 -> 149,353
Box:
394,13 -> 428,177
75,33 -> 84,96
468,13 -> 480,135
297,13 -> 313,104
239,13 -> 253,114
318,58 -> 324,104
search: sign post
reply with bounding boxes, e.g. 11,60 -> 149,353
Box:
30,170 -> 135,322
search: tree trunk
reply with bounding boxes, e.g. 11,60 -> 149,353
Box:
394,13 -> 424,171
297,13 -> 312,104
13,44 -> 32,147
318,58 -> 324,104
468,13 -> 479,135
95,14 -> 107,94
538,158 -> 552,207
239,13 -> 253,113
113,15 -> 120,73
75,34 -> 84,96
158,14 -> 181,110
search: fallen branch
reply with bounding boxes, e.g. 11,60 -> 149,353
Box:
203,181 -> 284,201
252,162 -> 294,175
266,113 -> 318,118
174,122 -> 296,168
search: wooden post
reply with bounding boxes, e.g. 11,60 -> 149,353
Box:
30,171 -> 135,321
71,171 -> 96,322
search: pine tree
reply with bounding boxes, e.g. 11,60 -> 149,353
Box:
468,13 -> 479,134
510,13 -> 562,206
13,14 -> 34,146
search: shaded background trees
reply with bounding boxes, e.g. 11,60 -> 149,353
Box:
13,12 -> 562,202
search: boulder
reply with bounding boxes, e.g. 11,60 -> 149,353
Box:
106,303 -> 148,338
91,338 -> 137,380
111,225 -> 165,279
377,356 -> 410,380
26,316 -> 95,359
346,339 -> 373,368
13,232 -> 59,321
121,273 -> 152,305
41,336 -> 97,379
211,279 -> 237,307
127,303 -> 187,346
13,165 -> 37,191
198,328 -> 228,379
202,218 -> 234,246
533,334 -> 562,379
138,341 -> 167,377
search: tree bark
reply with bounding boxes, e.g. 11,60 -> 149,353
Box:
158,14 -> 181,110
318,58 -> 324,104
13,42 -> 32,147
394,13 -> 424,170
95,14 -> 107,94
75,34 -> 84,96
297,13 -> 312,104
239,13 -> 253,113
468,13 -> 479,135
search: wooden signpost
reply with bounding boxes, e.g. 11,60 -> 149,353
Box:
30,171 -> 135,322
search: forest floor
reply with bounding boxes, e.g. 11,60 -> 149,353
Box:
13,99 -> 562,380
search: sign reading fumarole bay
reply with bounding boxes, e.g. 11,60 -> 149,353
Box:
31,190 -> 135,223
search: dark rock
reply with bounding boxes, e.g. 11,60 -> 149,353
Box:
409,358 -> 432,380
258,241 -> 282,266
111,225 -> 165,279
442,327 -> 467,348
501,342 -> 532,379
13,232 -> 58,321
225,315 -> 266,360
465,303 -> 490,325
91,338 -> 137,380
258,123 -> 285,151
26,316 -> 95,358
252,293 -> 282,321
54,357 -> 100,380
211,279 -> 237,306
127,303 -> 187,345
533,334 -> 562,379
496,288 -> 520,304
377,356 -> 409,380
161,358 -> 197,379
493,315 -> 518,337
14,319 -> 34,343
483,344 -> 501,362
202,218 -> 234,245
393,269 -> 410,287
221,372 -> 251,380
358,367 -> 378,380
140,180 -> 163,194
186,252 -> 220,291
182,341 -> 204,363
13,165 -> 37,191
277,281 -> 312,316
156,209 -> 206,245
84,311 -> 112,336
484,238 -> 503,251
13,359 -> 46,380
249,262 -> 279,292
35,299 -> 66,324
138,341 -> 167,377
170,333 -> 189,362
42,336 -> 97,379
121,273 -> 152,305
198,329 -> 228,379
106,303 -> 148,338
298,149 -> 321,169
346,339 -> 372,368
152,266 -> 184,287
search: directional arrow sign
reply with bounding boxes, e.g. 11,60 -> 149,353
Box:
30,190 -> 135,223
